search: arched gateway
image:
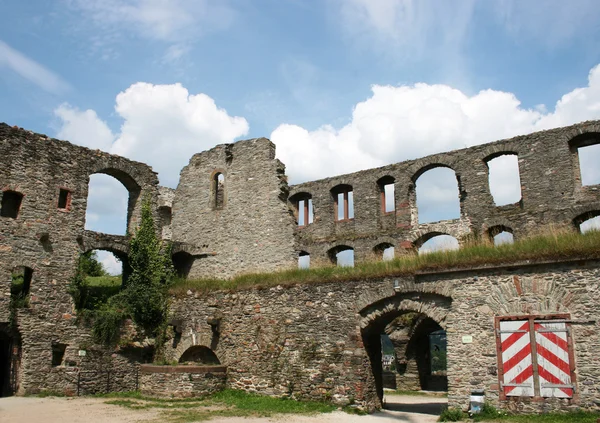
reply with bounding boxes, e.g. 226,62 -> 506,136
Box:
358,291 -> 452,407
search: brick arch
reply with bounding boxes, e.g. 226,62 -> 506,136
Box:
484,275 -> 576,316
410,231 -> 458,250
79,231 -> 130,260
359,292 -> 452,332
169,330 -> 214,363
410,162 -> 458,184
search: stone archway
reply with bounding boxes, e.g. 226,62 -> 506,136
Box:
359,292 -> 452,407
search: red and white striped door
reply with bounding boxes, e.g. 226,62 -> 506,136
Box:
499,320 -> 534,397
534,321 -> 573,398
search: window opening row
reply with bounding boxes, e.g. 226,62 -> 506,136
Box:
0,188 -> 71,219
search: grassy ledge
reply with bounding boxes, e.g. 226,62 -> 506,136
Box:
170,228 -> 600,296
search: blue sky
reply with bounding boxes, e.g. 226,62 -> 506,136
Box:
2,0 -> 600,271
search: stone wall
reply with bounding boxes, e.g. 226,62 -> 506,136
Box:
166,259 -> 600,413
139,365 -> 227,398
289,120 -> 600,264
0,123 -> 160,395
171,138 -> 296,279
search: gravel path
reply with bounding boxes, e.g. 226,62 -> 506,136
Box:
0,394 -> 446,423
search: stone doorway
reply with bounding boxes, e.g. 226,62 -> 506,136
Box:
0,328 -> 19,397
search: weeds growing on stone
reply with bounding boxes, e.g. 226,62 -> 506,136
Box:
170,227 -> 600,295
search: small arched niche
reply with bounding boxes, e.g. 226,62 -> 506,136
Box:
415,233 -> 459,255
327,245 -> 354,267
298,251 -> 310,269
172,252 -> 194,279
488,225 -> 514,246
374,243 -> 395,261
573,211 -> 600,233
179,346 -> 220,365
212,172 -> 225,210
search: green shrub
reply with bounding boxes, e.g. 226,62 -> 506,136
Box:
92,304 -> 125,345
439,407 -> 465,422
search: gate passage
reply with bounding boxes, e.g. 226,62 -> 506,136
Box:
497,318 -> 574,399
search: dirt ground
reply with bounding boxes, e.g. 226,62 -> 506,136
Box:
0,394 -> 446,423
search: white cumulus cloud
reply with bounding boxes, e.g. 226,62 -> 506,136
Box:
56,82 -> 249,188
272,64 -> 600,184
55,82 -> 248,235
271,63 -> 600,232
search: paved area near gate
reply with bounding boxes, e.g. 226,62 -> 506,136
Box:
0,394 -> 446,423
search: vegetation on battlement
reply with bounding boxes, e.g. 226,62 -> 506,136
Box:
170,227 -> 600,296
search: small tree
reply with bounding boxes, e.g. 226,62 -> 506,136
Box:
80,251 -> 108,277
123,197 -> 173,336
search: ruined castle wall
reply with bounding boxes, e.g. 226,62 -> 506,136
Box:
0,124 -> 160,393
171,138 -> 296,279
290,121 -> 600,264
168,259 -> 600,412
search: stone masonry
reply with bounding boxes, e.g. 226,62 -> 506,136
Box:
1,120 -> 600,413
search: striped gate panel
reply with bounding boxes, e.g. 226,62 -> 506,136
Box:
534,322 -> 573,398
500,320 -> 534,397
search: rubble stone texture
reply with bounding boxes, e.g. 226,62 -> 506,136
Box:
0,121 -> 599,413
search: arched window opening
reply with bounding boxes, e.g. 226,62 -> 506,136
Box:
581,216 -> 600,233
417,234 -> 459,255
213,173 -> 225,210
173,252 -> 194,279
486,154 -> 522,206
377,176 -> 395,214
11,266 -> 32,308
374,243 -> 395,261
1,190 -> 23,219
331,184 -> 353,222
415,167 -> 460,224
85,174 -> 130,235
327,245 -> 354,267
298,251 -> 310,269
569,134 -> 600,186
488,225 -> 514,246
77,250 -> 123,310
290,193 -> 313,227
179,346 -> 220,365
574,211 -> 600,234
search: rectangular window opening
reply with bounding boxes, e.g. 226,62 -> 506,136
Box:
52,343 -> 67,367
1,191 -> 23,219
58,189 -> 71,210
579,144 -> 600,186
383,184 -> 395,213
496,315 -> 574,400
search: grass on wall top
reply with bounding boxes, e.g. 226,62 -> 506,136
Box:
169,227 -> 600,296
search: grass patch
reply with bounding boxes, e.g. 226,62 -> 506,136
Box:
102,389 -> 337,421
171,228 -> 600,295
85,275 -> 122,310
474,410 -> 600,423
